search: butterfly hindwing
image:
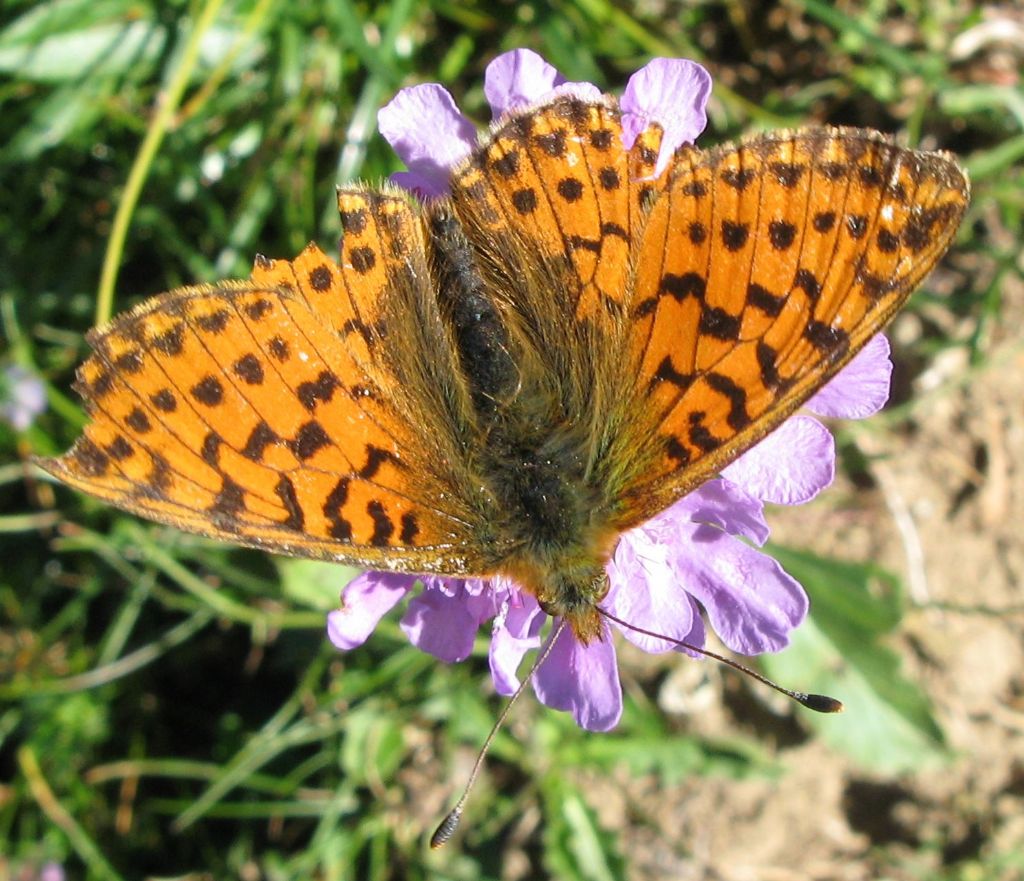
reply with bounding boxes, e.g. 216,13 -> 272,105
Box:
449,98 -> 664,325
614,127 -> 968,525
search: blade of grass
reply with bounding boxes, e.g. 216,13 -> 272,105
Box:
94,0 -> 227,326
173,648 -> 333,829
18,745 -> 126,881
0,609 -> 213,699
799,0 -> 941,79
965,134 -> 1024,181
176,0 -> 277,126
98,567 -> 156,665
133,524 -> 324,629
152,797 -> 358,818
87,757 -> 331,798
332,0 -> 417,189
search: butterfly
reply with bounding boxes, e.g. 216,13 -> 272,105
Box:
39,96 -> 968,646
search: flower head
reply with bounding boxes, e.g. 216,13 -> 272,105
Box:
329,51 -> 895,730
377,48 -> 710,196
39,863 -> 65,881
0,363 -> 46,431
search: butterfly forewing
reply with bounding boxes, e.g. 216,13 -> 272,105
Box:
616,127 -> 968,524
40,279 -> 493,574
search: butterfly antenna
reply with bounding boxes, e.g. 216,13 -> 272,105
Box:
596,607 -> 843,714
430,618 -> 568,849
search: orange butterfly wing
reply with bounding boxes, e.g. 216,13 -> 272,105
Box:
39,194 -> 505,574
42,97 -> 968,584
449,98 -> 664,324
438,99 -> 966,531
444,101 -> 962,528
616,127 -> 968,523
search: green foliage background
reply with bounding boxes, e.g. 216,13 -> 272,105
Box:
1,1 -> 1019,879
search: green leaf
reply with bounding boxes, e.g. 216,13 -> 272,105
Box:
0,18 -> 167,82
569,731 -> 770,783
541,776 -> 625,881
276,558 -> 362,611
765,546 -> 947,772
339,702 -> 406,785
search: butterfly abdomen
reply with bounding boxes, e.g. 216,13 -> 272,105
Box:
430,207 -> 519,420
426,199 -> 620,638
428,206 -> 608,548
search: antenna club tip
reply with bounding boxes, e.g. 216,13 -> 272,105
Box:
430,808 -> 462,849
802,693 -> 844,714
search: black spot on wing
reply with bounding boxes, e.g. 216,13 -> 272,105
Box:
399,512 -> 419,544
242,421 -> 279,462
191,376 -> 224,407
210,477 -> 245,530
650,356 -> 693,391
705,372 -> 751,431
721,221 -> 749,251
150,388 -> 177,412
291,421 -> 330,460
297,370 -> 341,411
359,445 -> 399,479
275,474 -> 304,531
114,349 -> 144,374
201,430 -> 222,467
323,477 -> 352,541
106,435 -> 134,461
700,306 -> 741,340
665,435 -> 691,465
805,321 -> 850,356
367,500 -> 394,546
233,353 -> 264,385
72,438 -> 109,476
126,407 -> 151,433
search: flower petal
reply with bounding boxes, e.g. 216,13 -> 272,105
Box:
533,622 -> 623,731
677,523 -> 808,654
1,364 -> 46,431
484,48 -> 566,117
489,592 -> 545,695
678,595 -> 706,658
377,84 -> 477,197
503,587 -> 543,637
605,530 -> 696,653
808,333 -> 893,419
484,48 -> 602,118
327,572 -> 413,650
722,415 -> 835,505
400,580 -> 496,662
666,478 -> 770,545
489,626 -> 532,695
620,58 -> 711,176
425,575 -> 491,598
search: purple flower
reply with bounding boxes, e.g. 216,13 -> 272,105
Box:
0,364 -> 46,431
377,48 -> 710,196
328,51 -> 895,731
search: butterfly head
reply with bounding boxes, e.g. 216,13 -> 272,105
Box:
519,563 -> 610,645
